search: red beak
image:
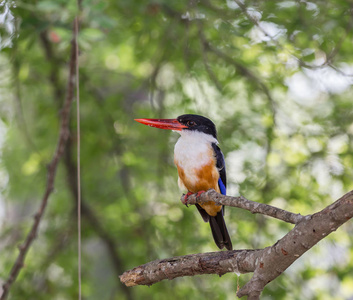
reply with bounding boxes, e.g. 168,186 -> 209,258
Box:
135,118 -> 187,131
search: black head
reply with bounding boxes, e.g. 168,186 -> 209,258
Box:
177,114 -> 217,139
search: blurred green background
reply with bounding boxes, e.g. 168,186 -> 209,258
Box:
0,0 -> 353,299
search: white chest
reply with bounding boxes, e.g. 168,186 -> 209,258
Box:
174,131 -> 217,168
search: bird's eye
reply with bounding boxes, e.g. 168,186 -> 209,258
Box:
187,121 -> 196,126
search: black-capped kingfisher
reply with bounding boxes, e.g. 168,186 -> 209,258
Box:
135,114 -> 232,250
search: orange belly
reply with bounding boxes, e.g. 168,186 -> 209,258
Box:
198,201 -> 222,216
176,161 -> 222,216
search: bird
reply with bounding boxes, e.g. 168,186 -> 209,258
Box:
135,114 -> 232,250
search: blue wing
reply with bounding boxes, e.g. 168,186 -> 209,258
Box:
218,178 -> 226,195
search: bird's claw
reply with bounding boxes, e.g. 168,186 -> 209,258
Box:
195,190 -> 206,198
182,192 -> 193,206
182,191 -> 206,206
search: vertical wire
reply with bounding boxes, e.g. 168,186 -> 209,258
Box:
74,15 -> 82,300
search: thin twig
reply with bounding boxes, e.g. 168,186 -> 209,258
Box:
74,14 -> 82,300
39,30 -> 64,106
0,24 -> 77,300
184,189 -> 304,224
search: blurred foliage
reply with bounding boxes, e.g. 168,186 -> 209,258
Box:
0,0 -> 353,299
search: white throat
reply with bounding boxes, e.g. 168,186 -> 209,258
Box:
174,130 -> 218,169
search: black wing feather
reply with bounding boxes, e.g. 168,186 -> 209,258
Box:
212,143 -> 226,190
195,204 -> 209,222
209,143 -> 232,250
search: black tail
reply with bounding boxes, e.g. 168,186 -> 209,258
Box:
209,211 -> 233,250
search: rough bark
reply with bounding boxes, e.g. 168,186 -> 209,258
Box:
120,249 -> 261,287
185,189 -> 304,224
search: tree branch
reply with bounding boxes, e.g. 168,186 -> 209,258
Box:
120,249 -> 261,287
0,23 -> 77,300
237,189 -> 353,299
39,30 -> 65,106
120,189 -> 353,299
185,189 -> 304,224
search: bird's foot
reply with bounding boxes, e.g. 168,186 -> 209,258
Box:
182,192 -> 193,206
182,191 -> 206,206
195,190 -> 206,198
